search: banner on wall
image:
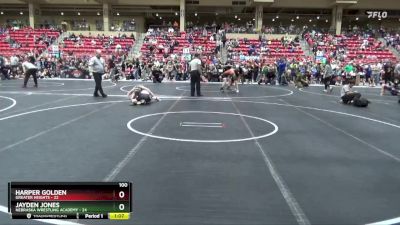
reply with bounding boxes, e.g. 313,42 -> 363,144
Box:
182,48 -> 190,54
51,45 -> 60,58
365,11 -> 388,19
239,55 -> 259,61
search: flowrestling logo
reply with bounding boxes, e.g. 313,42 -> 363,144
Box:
365,11 -> 388,19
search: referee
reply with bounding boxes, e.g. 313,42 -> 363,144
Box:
89,50 -> 107,98
22,56 -> 38,88
189,53 -> 202,97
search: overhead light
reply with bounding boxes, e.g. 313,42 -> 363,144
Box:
160,16 -> 162,19
253,18 -> 255,21
234,15 -> 237,19
175,12 -> 178,16
378,18 -> 381,20
116,12 -> 120,16
276,15 -> 279,19
326,19 -> 329,23
97,12 -> 100,16
60,12 -> 64,16
238,18 -> 241,21
156,13 -> 158,16
0,12 -> 3,15
309,19 -> 312,22
77,12 -> 80,16
194,12 -> 197,16
296,15 -> 299,19
215,12 -> 218,16
20,12 -> 23,15
272,18 -> 275,22
355,17 -> 359,20
291,19 -> 294,22
317,16 -> 320,20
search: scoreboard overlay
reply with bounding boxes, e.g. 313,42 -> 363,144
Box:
8,182 -> 132,220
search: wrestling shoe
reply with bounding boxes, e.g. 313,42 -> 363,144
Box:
329,86 -> 333,93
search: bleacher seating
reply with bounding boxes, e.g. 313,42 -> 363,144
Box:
0,28 -> 60,57
60,36 -> 135,58
229,38 -> 304,64
140,31 -> 215,62
305,33 -> 397,64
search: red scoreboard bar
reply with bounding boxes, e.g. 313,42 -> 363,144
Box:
8,182 -> 132,220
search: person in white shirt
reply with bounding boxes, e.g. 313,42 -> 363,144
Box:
189,53 -> 202,97
340,81 -> 361,104
22,56 -> 38,88
8,55 -> 19,78
88,49 -> 107,97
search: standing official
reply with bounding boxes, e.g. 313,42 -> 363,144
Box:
22,56 -> 38,88
189,53 -> 202,97
323,60 -> 334,93
89,50 -> 107,98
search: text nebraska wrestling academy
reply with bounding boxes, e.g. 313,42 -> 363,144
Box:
14,202 -> 78,213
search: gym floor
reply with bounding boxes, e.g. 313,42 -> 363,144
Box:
0,79 -> 399,225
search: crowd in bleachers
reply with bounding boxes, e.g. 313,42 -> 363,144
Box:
0,25 -> 399,97
0,27 -> 61,57
227,35 -> 303,61
262,24 -> 305,35
185,22 -> 307,35
300,29 -> 399,87
304,31 -> 396,64
127,25 -> 398,89
0,27 -> 136,79
384,33 -> 400,54
60,33 -> 135,58
141,26 -> 219,63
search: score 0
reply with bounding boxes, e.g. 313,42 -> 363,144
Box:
115,182 -> 130,212
116,182 -> 129,200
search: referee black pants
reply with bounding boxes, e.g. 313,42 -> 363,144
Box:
93,72 -> 106,96
23,69 -> 38,87
323,76 -> 332,90
190,70 -> 201,96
